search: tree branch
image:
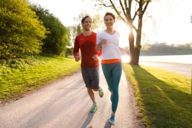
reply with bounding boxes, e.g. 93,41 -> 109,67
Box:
142,1 -> 150,14
124,0 -> 131,21
109,0 -> 127,23
119,0 -> 127,19
96,1 -> 112,8
128,0 -> 133,14
132,8 -> 139,21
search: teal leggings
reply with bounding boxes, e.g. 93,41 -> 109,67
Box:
102,62 -> 122,113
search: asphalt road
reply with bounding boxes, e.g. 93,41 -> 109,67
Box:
0,70 -> 144,128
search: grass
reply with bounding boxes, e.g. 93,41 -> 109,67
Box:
0,56 -> 80,102
123,64 -> 192,128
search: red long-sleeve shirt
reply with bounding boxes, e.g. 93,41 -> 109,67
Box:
73,32 -> 99,68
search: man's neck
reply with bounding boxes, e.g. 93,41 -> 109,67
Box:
83,30 -> 92,36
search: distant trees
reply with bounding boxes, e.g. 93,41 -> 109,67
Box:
0,0 -> 46,59
141,42 -> 192,55
32,5 -> 70,56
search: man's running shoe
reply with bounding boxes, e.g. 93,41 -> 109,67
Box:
90,103 -> 97,113
98,88 -> 104,98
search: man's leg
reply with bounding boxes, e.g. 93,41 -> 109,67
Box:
87,88 -> 96,104
87,88 -> 97,113
90,67 -> 104,98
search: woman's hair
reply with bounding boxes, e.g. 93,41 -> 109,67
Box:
104,12 -> 116,20
81,15 -> 91,24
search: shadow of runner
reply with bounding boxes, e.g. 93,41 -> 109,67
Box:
81,112 -> 95,128
104,120 -> 112,128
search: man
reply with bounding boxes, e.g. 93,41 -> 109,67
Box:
73,16 -> 104,113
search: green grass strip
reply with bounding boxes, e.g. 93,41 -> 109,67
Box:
123,64 -> 192,128
0,56 -> 80,102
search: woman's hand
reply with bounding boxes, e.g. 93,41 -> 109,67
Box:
92,54 -> 98,61
100,38 -> 108,45
97,38 -> 107,50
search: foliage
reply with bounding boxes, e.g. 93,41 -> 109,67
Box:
92,14 -> 102,31
31,5 -> 70,55
0,56 -> 80,102
0,0 -> 46,59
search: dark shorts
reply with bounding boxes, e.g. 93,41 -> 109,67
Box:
81,67 -> 99,90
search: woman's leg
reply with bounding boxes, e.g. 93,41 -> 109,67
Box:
102,64 -> 113,92
111,63 -> 122,113
103,63 -> 122,125
102,63 -> 122,113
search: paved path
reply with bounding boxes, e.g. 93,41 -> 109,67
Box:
140,61 -> 192,77
0,70 -> 143,128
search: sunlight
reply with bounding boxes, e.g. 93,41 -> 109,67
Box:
144,0 -> 192,44
116,21 -> 130,48
121,54 -> 130,63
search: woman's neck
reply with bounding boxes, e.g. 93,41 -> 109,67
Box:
105,27 -> 115,34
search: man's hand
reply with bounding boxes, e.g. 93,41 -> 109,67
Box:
74,55 -> 80,62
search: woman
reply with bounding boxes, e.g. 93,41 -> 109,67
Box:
73,16 -> 104,113
97,12 -> 122,125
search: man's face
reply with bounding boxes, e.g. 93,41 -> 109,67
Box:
82,17 -> 92,31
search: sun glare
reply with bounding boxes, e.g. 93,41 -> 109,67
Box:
116,21 -> 130,48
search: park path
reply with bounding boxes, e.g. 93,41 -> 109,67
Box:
0,69 -> 144,128
140,61 -> 192,77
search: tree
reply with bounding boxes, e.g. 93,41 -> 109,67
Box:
92,14 -> 103,31
96,0 -> 151,65
31,5 -> 70,56
0,0 -> 46,59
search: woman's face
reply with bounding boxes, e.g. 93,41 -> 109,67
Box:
82,17 -> 92,31
104,15 -> 115,28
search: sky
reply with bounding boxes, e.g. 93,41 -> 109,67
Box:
29,0 -> 192,46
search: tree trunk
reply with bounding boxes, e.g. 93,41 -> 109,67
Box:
133,12 -> 143,65
129,28 -> 135,64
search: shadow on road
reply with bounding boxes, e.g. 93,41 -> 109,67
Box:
81,113 -> 95,128
104,121 -> 112,128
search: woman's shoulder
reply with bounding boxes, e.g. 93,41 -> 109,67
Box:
115,30 -> 120,34
97,30 -> 106,36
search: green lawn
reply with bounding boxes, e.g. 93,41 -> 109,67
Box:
123,64 -> 192,128
0,56 -> 80,102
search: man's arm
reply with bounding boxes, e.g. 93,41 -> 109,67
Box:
73,37 -> 80,62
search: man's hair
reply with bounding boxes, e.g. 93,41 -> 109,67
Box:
81,16 -> 91,24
